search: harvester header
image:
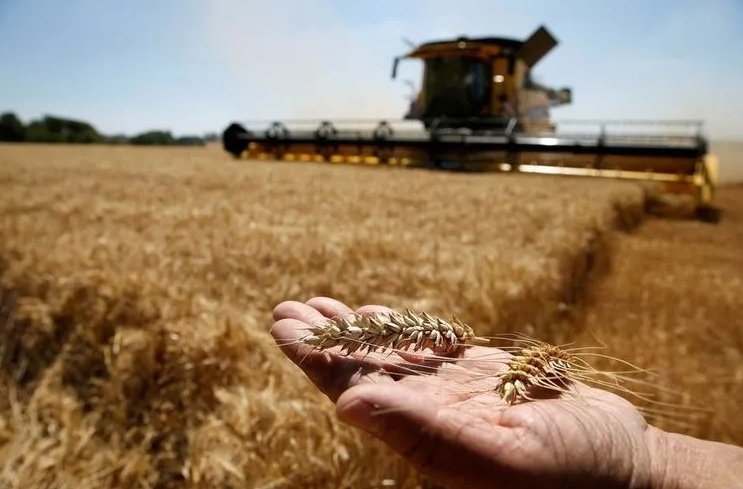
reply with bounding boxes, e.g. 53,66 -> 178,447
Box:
222,25 -> 720,222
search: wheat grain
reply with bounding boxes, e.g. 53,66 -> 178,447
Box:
300,308 -> 488,356
493,342 -> 575,405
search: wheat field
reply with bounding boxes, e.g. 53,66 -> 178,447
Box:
0,143 -> 741,488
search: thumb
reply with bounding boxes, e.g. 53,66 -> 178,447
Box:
335,383 -> 447,471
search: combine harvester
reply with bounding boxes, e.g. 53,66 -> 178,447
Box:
222,25 -> 720,222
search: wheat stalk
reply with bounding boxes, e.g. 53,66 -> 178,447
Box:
301,308 -> 489,356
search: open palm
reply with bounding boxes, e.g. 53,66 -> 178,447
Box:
271,297 -> 667,489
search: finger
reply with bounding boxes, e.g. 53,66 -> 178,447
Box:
273,300 -> 328,325
272,317 -> 399,402
356,304 -> 395,316
271,317 -> 315,359
271,300 -> 385,365
271,301 -> 332,366
336,382 -> 442,448
305,296 -> 355,319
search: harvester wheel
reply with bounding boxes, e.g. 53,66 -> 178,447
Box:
265,122 -> 291,159
314,121 -> 339,161
373,121 -> 394,164
314,121 -> 338,139
695,206 -> 722,224
373,120 -> 394,139
266,121 -> 290,139
222,123 -> 250,159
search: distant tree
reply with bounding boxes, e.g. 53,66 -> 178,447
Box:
0,112 -> 26,142
129,130 -> 176,145
23,115 -> 101,143
203,132 -> 219,143
44,116 -> 101,143
102,133 -> 130,144
175,135 -> 205,146
24,120 -> 63,143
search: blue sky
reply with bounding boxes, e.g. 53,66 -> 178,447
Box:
1,0 -> 741,140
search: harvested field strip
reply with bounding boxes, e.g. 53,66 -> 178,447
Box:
0,143 -> 694,488
549,186 -> 743,444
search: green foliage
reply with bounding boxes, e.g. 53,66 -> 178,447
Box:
0,112 -> 26,142
102,134 -> 130,145
44,116 -> 101,143
175,136 -> 206,146
0,109 -> 210,147
129,131 -> 205,146
21,115 -> 102,144
24,120 -> 63,143
129,130 -> 176,145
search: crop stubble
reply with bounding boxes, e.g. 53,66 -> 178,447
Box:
0,144 -> 741,488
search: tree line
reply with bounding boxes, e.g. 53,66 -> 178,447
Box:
0,111 -> 219,146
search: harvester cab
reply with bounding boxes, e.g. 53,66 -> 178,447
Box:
391,26 -> 572,133
221,25 -> 721,222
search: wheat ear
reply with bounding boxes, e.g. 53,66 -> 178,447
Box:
493,342 -> 576,405
301,308 -> 489,357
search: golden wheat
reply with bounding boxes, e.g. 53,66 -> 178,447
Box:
491,340 -> 575,405
0,144 -> 740,489
296,309 -> 488,356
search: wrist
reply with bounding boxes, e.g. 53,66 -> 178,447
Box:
646,427 -> 743,489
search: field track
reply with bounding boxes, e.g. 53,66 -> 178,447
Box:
0,143 -> 741,488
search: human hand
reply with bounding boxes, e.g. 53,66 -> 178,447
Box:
271,297 -> 743,489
